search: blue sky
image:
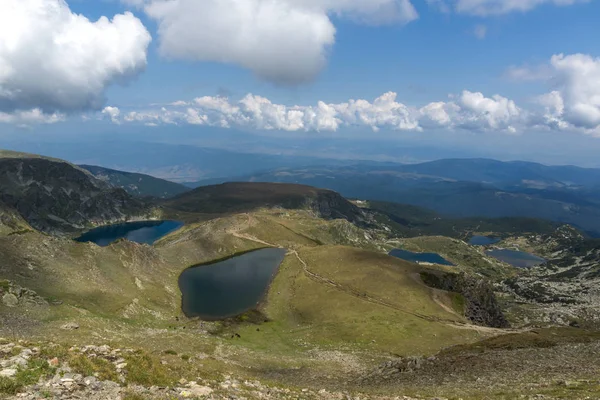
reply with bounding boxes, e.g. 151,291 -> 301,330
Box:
2,0 -> 600,167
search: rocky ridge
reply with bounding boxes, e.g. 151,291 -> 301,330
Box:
0,155 -> 151,234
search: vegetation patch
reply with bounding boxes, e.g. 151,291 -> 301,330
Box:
69,355 -> 118,382
124,353 -> 177,386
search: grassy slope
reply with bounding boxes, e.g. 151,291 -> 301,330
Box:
3,209 -> 600,398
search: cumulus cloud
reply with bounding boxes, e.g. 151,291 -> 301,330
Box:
0,109 -> 64,125
124,0 -> 417,84
547,54 -> 600,130
102,90 -> 529,134
102,106 -> 121,124
511,53 -> 600,133
0,0 -> 151,114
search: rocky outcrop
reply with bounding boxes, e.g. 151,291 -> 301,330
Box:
0,280 -> 47,308
421,272 -> 509,328
361,356 -> 437,384
0,156 -> 150,234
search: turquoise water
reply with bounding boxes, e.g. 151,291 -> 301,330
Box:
486,249 -> 546,268
389,249 -> 454,266
469,235 -> 501,246
179,248 -> 287,320
75,220 -> 184,247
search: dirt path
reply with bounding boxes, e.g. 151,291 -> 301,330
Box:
226,219 -> 515,335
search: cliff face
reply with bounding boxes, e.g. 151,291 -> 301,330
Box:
421,271 -> 510,328
0,157 -> 149,234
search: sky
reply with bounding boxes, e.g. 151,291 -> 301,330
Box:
1,0 -> 600,167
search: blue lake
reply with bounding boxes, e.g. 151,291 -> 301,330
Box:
469,235 -> 501,246
389,249 -> 454,266
179,248 -> 287,320
485,249 -> 546,269
75,220 -> 184,247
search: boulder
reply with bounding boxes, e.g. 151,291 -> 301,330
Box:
60,322 -> 80,330
2,293 -> 18,307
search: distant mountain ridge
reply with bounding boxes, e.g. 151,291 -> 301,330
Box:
81,164 -> 190,199
187,159 -> 600,236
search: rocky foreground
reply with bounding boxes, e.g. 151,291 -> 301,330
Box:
0,340 -> 437,400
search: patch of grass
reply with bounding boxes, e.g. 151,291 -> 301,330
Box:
449,292 -> 466,314
181,354 -> 190,361
0,357 -> 55,395
39,344 -> 69,360
163,349 -> 177,355
124,353 -> 176,386
0,376 -> 23,395
68,355 -> 118,381
122,392 -> 147,400
442,328 -> 600,356
15,358 -> 56,386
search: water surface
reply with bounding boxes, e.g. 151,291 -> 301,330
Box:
389,249 -> 454,266
75,220 -> 183,247
469,235 -> 501,246
486,249 -> 546,268
179,248 -> 287,320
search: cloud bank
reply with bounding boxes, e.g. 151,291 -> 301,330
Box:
0,0 -> 151,116
101,52 -> 600,136
104,90 -> 525,134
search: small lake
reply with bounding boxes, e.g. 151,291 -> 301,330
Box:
389,249 -> 454,266
75,220 -> 184,247
179,248 -> 287,320
469,235 -> 501,246
485,249 -> 546,269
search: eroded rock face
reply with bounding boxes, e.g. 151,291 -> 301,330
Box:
421,272 -> 509,328
0,157 -> 149,234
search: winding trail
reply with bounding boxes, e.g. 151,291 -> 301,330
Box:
227,215 -> 517,335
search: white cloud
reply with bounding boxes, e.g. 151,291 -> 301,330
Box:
94,50 -> 600,136
454,0 -> 588,16
0,0 -> 151,114
102,90 -> 529,134
548,54 -> 600,130
102,106 -> 121,124
124,0 -> 417,84
0,109 -> 65,125
512,53 -> 600,133
473,24 -> 487,39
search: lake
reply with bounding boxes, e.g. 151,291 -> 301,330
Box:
389,249 -> 454,266
485,249 -> 546,268
75,220 -> 184,247
469,235 -> 501,246
179,248 -> 287,320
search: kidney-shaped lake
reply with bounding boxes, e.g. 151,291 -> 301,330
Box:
179,248 -> 287,320
75,220 -> 183,247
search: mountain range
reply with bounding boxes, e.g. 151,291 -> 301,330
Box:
187,159 -> 600,236
2,149 -> 600,399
